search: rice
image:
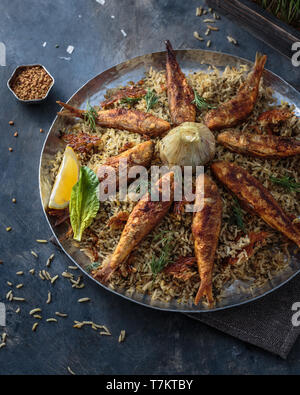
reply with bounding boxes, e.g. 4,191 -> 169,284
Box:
50,64 -> 300,305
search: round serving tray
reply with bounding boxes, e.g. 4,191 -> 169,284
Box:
39,49 -> 300,313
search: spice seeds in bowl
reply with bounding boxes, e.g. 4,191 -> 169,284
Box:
7,64 -> 54,104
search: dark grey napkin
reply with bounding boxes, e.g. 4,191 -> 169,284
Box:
186,275 -> 300,359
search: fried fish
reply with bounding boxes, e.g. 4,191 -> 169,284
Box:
57,101 -> 170,137
211,161 -> 300,248
205,53 -> 267,130
93,172 -> 175,282
165,40 -> 196,125
192,174 -> 222,306
217,131 -> 300,158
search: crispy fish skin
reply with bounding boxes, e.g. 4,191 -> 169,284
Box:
57,101 -> 170,137
217,131 -> 300,158
211,161 -> 300,248
93,172 -> 175,282
165,40 -> 196,126
96,140 -> 154,189
204,53 -> 267,130
257,108 -> 292,127
192,174 -> 222,306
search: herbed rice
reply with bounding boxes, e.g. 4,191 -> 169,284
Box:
50,64 -> 300,306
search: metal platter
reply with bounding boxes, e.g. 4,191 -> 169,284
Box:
39,49 -> 300,313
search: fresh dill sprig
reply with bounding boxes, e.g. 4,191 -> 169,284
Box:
270,176 -> 300,192
150,233 -> 173,278
84,101 -> 98,132
120,97 -> 142,106
192,89 -> 216,110
86,262 -> 101,273
145,89 -> 159,112
232,198 -> 245,233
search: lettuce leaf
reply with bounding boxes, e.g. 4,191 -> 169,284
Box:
69,166 -> 100,241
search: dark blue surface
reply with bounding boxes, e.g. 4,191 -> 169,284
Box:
0,0 -> 300,374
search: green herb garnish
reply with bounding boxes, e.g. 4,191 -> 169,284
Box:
70,166 -> 100,242
86,262 -> 101,273
150,233 -> 173,278
120,97 -> 142,106
192,89 -> 216,110
84,101 -> 98,132
145,89 -> 159,112
270,176 -> 300,192
232,198 -> 245,233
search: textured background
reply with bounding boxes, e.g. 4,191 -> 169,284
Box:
0,0 -> 300,374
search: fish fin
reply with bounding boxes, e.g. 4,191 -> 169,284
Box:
194,278 -> 214,306
56,101 -> 85,119
93,258 -> 116,284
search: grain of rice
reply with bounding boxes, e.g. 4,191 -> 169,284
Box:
6,290 -> 12,300
2,333 -> 7,343
29,269 -> 35,275
78,297 -> 90,303
203,19 -> 215,23
16,271 -> 23,276
196,7 -> 202,16
39,271 -> 45,280
206,40 -> 211,47
46,253 -> 55,268
36,239 -> 48,244
46,291 -> 52,304
51,275 -> 59,284
46,318 -> 57,323
30,308 -> 42,315
31,251 -> 38,258
205,28 -> 210,36
32,323 -> 39,332
67,366 -> 76,375
7,281 -> 13,287
118,330 -> 126,343
193,32 -> 204,41
55,312 -> 68,317
15,307 -> 20,313
33,314 -> 42,319
207,24 -> 219,31
16,284 -> 23,289
227,35 -> 238,45
68,266 -> 78,270
0,343 -> 6,349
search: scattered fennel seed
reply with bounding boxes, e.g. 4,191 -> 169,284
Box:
205,28 -> 210,36
0,343 -> 6,349
2,333 -> 7,342
203,19 -> 215,23
33,315 -> 42,319
13,297 -> 25,302
196,6 -> 202,16
29,269 -> 35,275
15,307 -> 20,314
207,40 -> 211,47
36,239 -> 48,244
16,271 -> 24,276
7,281 -> 13,287
227,35 -> 238,45
32,323 -> 39,332
16,284 -> 23,289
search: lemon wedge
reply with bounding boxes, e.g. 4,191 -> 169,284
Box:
48,146 -> 80,209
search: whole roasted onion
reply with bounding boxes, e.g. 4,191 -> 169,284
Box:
159,122 -> 215,167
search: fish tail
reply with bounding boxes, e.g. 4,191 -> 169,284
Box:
194,277 -> 214,306
93,257 -> 116,284
56,101 -> 85,119
254,52 -> 267,72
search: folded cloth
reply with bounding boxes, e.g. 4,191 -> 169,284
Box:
186,275 -> 300,359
